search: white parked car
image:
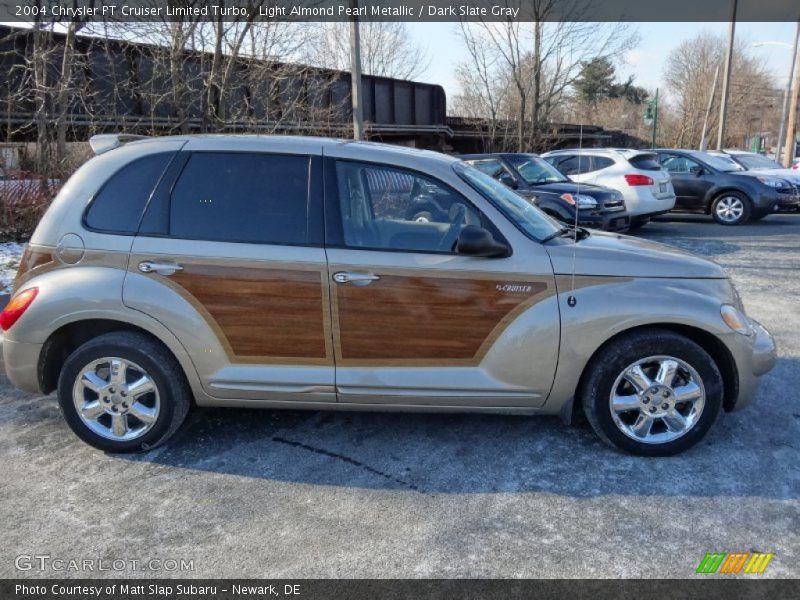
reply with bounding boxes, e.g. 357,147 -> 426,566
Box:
541,149 -> 676,229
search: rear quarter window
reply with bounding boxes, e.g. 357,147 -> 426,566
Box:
628,154 -> 663,171
84,152 -> 175,234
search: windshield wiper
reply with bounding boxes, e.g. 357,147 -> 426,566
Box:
541,225 -> 590,243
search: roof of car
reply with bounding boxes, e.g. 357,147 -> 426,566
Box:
541,148 -> 655,157
114,134 -> 460,165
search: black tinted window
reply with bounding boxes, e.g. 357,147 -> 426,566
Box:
593,156 -> 615,170
86,153 -> 174,233
555,155 -> 592,175
628,154 -> 662,171
170,153 -> 309,244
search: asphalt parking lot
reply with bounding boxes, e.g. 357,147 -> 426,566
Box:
1,214 -> 798,579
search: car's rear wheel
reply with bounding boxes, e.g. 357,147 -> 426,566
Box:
580,329 -> 723,456
57,331 -> 190,453
411,210 -> 433,223
711,192 -> 751,225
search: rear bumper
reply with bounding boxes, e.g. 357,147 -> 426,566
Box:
725,320 -> 777,412
624,189 -> 676,217
2,334 -> 44,394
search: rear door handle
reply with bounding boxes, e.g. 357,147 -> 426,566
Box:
332,271 -> 380,286
138,261 -> 183,276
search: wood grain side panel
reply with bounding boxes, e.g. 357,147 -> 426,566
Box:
170,264 -> 330,361
335,275 -> 549,361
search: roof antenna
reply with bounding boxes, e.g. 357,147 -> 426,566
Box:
566,122 -> 584,308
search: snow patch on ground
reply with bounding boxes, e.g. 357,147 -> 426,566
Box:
0,242 -> 24,295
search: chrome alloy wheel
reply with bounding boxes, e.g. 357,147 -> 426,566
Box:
715,196 -> 744,223
72,357 -> 160,441
609,355 -> 706,445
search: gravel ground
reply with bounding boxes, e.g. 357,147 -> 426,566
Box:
0,214 -> 797,579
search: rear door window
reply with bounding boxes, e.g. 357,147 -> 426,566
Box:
85,152 -> 175,233
169,152 -> 310,245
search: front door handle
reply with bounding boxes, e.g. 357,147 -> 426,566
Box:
138,261 -> 184,276
332,271 -> 380,286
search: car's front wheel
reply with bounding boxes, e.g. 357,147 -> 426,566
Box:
711,192 -> 751,225
580,329 -> 723,456
57,331 -> 191,453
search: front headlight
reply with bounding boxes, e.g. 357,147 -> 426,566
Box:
721,304 -> 753,336
560,193 -> 598,209
756,176 -> 789,189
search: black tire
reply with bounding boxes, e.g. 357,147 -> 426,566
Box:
711,191 -> 752,225
411,210 -> 434,223
580,328 -> 723,457
57,331 -> 191,453
627,218 -> 650,231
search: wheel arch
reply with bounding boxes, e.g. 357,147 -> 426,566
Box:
37,317 -> 201,399
704,185 -> 753,212
569,322 -> 739,423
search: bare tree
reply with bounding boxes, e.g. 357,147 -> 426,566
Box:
302,22 -> 430,80
662,32 -> 776,149
453,1 -> 639,151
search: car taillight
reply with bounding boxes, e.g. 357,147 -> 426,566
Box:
624,174 -> 654,186
0,287 -> 38,331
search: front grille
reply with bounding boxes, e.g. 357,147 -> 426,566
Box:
602,200 -> 626,211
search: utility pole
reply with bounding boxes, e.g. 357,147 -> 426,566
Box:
349,2 -> 365,141
699,66 -> 720,151
776,22 -> 799,163
651,88 -> 659,148
716,0 -> 737,150
783,19 -> 800,166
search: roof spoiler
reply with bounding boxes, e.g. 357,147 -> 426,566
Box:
89,134 -> 148,155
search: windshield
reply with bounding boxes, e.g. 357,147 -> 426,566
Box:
455,162 -> 561,241
505,155 -> 569,184
692,152 -> 740,172
734,154 -> 783,170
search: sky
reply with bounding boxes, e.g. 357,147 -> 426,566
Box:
406,22 -> 798,102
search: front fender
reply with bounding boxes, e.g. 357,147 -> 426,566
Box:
542,275 -> 737,414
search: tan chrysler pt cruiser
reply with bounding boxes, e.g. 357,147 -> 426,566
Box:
0,135 -> 776,456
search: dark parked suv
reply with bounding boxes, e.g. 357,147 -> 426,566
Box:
655,149 -> 799,225
460,154 -> 630,232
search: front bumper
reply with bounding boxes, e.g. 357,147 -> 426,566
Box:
775,192 -> 800,213
576,210 -> 630,232
725,319 -> 777,411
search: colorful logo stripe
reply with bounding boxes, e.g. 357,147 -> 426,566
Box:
697,552 -> 773,574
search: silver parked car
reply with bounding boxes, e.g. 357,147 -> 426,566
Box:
1,135 -> 776,456
542,148 -> 676,229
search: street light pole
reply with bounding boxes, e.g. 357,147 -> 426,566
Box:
768,25 -> 800,163
349,2 -> 365,141
782,20 -> 800,167
716,0 -> 737,150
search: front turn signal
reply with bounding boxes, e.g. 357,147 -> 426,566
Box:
0,287 -> 39,331
721,304 -> 752,336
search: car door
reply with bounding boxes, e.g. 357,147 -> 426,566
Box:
122,143 -> 335,404
323,154 -> 560,408
659,153 -> 714,210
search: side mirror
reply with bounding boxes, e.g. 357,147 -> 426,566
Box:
497,172 -> 518,189
689,165 -> 704,177
456,225 -> 511,258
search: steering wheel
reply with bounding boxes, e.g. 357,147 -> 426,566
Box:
437,203 -> 467,251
